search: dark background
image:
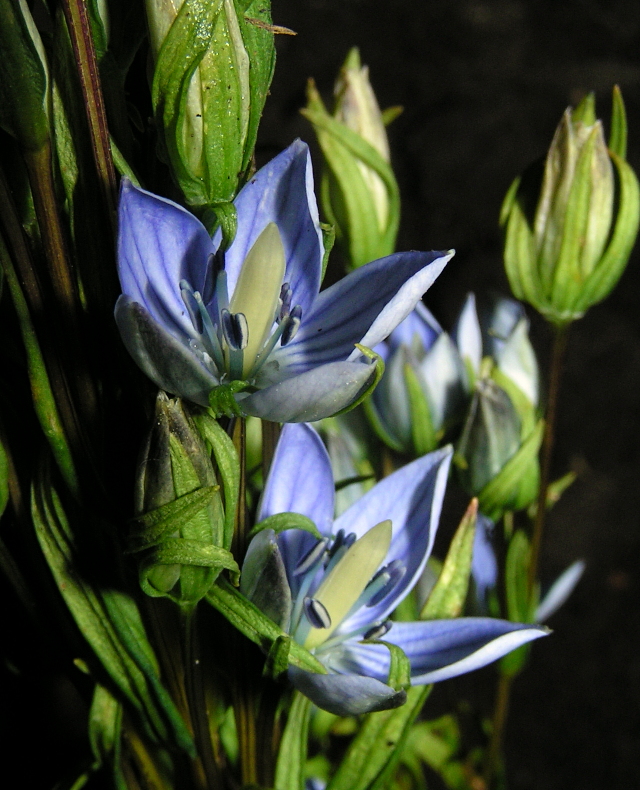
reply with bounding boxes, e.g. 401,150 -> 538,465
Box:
260,1 -> 640,787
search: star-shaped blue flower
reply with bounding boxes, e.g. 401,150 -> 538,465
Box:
241,423 -> 548,715
115,141 -> 452,422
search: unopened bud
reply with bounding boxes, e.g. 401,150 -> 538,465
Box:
501,88 -> 639,325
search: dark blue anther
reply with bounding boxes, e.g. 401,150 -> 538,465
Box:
294,538 -> 329,576
367,560 -> 406,607
221,309 -> 248,350
304,597 -> 332,629
363,621 -> 392,640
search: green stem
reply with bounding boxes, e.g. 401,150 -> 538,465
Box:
59,0 -> 117,221
483,671 -> 513,787
528,326 -> 568,593
183,608 -> 222,790
261,420 -> 281,483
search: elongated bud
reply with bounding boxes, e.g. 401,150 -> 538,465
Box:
0,0 -> 50,151
148,0 -> 276,212
133,392 -> 236,608
302,48 -> 400,269
501,88 -> 640,325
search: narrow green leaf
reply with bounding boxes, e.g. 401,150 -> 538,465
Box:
364,640 -> 411,691
264,634 -> 292,679
275,692 -> 313,790
320,221 -> 336,281
505,530 -> 533,624
420,499 -> 477,620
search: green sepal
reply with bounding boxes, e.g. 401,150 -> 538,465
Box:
326,686 -> 432,790
528,470 -> 577,518
420,498 -> 477,620
139,541 -> 240,599
264,634 -> 292,679
500,529 -> 538,678
504,530 -> 536,624
110,135 -> 141,186
334,344 -> 385,417
128,485 -> 219,552
210,201 -> 238,249
274,692 -> 313,790
572,150 -> 640,316
362,395 -> 405,454
572,92 -> 596,126
363,640 -> 411,691
381,105 -> 403,126
477,419 -> 544,521
208,380 -> 248,417
302,81 -> 400,269
609,85 -> 627,160
207,578 -> 327,674
320,221 -> 336,282
31,475 -> 194,754
404,360 -> 437,456
247,512 -> 322,541
0,0 -> 49,150
193,412 -> 240,550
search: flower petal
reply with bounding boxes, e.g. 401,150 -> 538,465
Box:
258,424 -> 335,591
238,360 -> 378,422
334,446 -> 452,633
276,251 -> 453,374
220,140 -> 323,318
333,619 -> 548,684
386,300 -> 442,357
115,296 -> 217,404
117,179 -> 215,338
419,333 -> 467,431
535,559 -> 585,622
453,293 -> 482,380
288,666 -> 406,716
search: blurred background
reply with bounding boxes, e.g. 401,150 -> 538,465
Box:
259,1 -> 640,787
3,2 -> 639,788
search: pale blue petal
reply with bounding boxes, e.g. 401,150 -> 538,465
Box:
482,296 -> 524,359
370,345 -> 412,451
218,141 -> 323,317
419,333 -> 467,431
288,666 -> 406,716
472,513 -> 498,602
114,296 -> 217,404
238,360 -> 377,423
453,293 -> 482,381
117,179 -> 215,338
332,619 -> 548,684
335,447 -> 453,633
535,560 -> 585,622
386,301 -> 442,357
495,318 -> 539,407
275,251 -> 453,375
258,424 -> 334,590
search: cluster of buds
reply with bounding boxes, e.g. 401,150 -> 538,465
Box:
501,88 -> 639,326
303,48 -> 401,269
367,294 -> 541,520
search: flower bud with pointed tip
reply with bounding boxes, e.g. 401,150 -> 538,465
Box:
302,48 -> 400,269
502,88 -> 640,325
147,0 -> 276,210
134,392 -> 229,606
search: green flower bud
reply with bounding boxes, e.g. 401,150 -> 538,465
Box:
302,48 -> 400,269
501,88 -> 640,326
148,0 -> 276,213
455,367 -> 543,521
0,0 -> 50,151
132,392 -> 238,608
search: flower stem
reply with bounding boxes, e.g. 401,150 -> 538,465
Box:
483,671 -> 513,787
261,419 -> 281,482
183,607 -> 222,790
528,325 -> 568,593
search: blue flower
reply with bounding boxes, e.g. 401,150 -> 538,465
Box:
115,141 -> 452,422
240,423 -> 548,716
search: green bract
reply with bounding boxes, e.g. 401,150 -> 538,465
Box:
501,88 -> 640,326
148,0 -> 275,212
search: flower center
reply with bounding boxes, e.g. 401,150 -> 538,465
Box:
179,222 -> 303,384
302,520 -> 392,650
